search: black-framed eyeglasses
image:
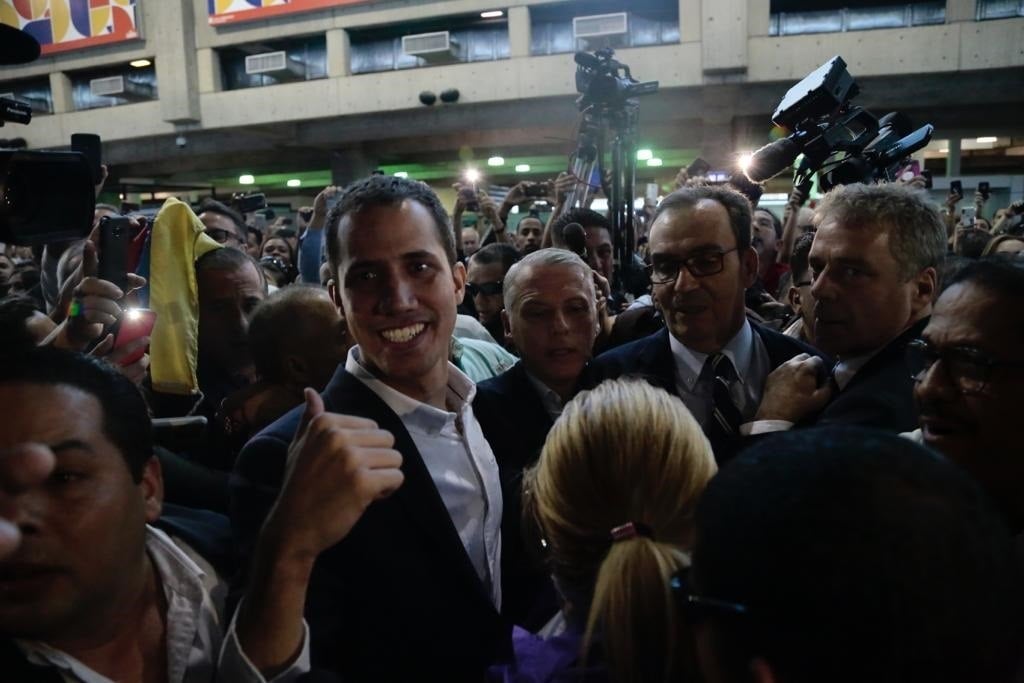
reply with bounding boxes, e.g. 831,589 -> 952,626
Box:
905,338 -> 1024,395
466,281 -> 503,297
647,248 -> 739,284
793,280 -> 812,288
670,568 -> 748,622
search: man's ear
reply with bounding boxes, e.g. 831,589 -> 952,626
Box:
139,455 -> 164,524
741,246 -> 760,288
327,278 -> 346,319
786,285 -> 802,313
452,260 -> 467,303
911,266 -> 938,314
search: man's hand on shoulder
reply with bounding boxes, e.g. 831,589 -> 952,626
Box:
755,353 -> 833,423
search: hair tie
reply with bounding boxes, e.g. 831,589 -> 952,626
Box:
610,522 -> 654,542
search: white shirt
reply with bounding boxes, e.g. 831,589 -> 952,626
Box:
345,346 -> 504,609
668,320 -> 770,426
17,526 -> 225,683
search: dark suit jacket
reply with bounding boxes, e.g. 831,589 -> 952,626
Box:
230,367 -> 512,682
475,362 -> 561,631
808,317 -> 927,433
587,321 -> 823,461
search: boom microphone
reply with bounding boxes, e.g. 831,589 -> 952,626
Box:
744,137 -> 801,183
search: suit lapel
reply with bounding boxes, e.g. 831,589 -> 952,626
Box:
840,317 -> 928,394
508,363 -> 554,432
637,328 -> 678,396
323,370 -> 495,610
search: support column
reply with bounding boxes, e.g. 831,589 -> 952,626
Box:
680,0 -> 701,43
331,149 -> 376,186
508,7 -> 531,58
196,48 -> 222,94
945,0 -> 975,22
946,137 -> 961,177
49,72 -> 74,114
326,28 -> 351,78
147,0 -> 200,123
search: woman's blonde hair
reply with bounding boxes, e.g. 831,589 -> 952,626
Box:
524,379 -> 717,683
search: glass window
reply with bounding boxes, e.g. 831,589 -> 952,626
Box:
70,63 -> 157,111
769,2 -> 945,35
0,77 -> 53,115
349,16 -> 510,74
976,0 -> 1024,19
530,0 -> 679,56
219,35 -> 327,91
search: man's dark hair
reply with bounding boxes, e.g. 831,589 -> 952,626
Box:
248,284 -> 335,383
195,246 -> 268,293
954,227 -> 991,259
0,348 -> 153,482
550,208 -> 610,247
0,294 -> 42,353
654,185 -> 753,251
789,231 -> 815,282
469,243 -> 520,275
947,255 -> 1024,301
198,198 -> 246,240
692,427 -> 1023,683
325,175 -> 455,276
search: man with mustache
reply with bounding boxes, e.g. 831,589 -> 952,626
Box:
589,185 -> 818,462
752,183 -> 945,433
907,258 -> 1024,537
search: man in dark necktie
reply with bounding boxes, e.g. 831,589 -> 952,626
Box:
589,185 -> 821,462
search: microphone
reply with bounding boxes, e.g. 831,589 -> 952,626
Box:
563,222 -> 588,261
744,137 -> 802,183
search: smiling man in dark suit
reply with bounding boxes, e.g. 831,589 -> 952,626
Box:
227,176 -> 517,681
589,185 -> 821,462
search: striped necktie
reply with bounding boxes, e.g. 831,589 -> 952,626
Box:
705,352 -> 743,440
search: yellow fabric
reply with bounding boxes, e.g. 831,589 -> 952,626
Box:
148,198 -> 222,396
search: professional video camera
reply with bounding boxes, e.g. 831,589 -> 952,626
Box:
1,31 -> 96,246
565,48 -> 658,296
744,56 -> 933,192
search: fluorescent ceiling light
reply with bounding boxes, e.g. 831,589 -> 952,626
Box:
480,10 -> 504,18
239,174 -> 255,185
286,179 -> 301,187
515,164 -> 530,172
976,136 -> 998,144
646,158 -> 663,167
487,156 -> 505,167
636,149 -> 653,161
394,171 -> 408,178
129,59 -> 151,68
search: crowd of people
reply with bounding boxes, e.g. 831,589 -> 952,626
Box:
2,150 -> 1024,683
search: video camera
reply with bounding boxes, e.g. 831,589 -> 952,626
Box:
574,48 -> 659,110
744,56 -> 933,192
1,97 -> 96,246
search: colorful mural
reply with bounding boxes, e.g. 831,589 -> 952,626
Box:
207,0 -> 372,26
0,0 -> 139,55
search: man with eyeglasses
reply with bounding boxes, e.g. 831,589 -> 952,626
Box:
589,185 -> 818,462
753,183 -> 945,433
906,258 -> 1024,536
466,243 -> 520,348
197,199 -> 247,251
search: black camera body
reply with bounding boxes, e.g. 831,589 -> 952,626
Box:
746,56 -> 933,192
574,48 -> 658,110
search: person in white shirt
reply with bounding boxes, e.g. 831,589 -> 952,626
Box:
229,175 -> 523,682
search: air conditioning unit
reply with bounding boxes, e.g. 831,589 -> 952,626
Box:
573,12 -> 628,40
89,75 -> 154,101
244,50 -> 306,80
402,31 -> 459,63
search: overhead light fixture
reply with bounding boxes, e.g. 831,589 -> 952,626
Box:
939,148 -> 949,154
239,174 -> 255,185
646,158 -> 663,167
487,156 -> 505,167
636,149 -> 653,161
129,58 -> 152,68
481,10 -> 504,18
515,163 -> 531,172
287,178 -> 301,188
976,136 -> 998,144
394,171 -> 408,178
